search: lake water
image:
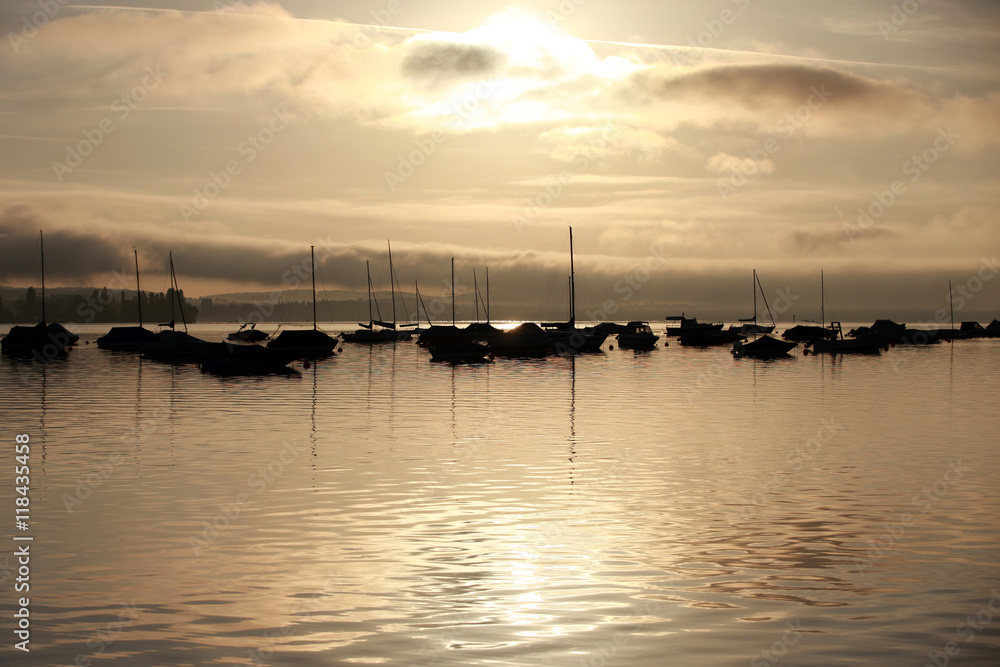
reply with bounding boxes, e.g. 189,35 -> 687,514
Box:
2,323 -> 998,666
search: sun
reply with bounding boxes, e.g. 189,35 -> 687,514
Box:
399,9 -> 641,131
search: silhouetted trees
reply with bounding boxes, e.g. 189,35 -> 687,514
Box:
0,287 -> 199,323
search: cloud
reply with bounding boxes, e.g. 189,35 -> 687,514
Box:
402,41 -> 506,84
617,62 -> 1000,143
0,206 -> 130,282
705,152 -> 775,176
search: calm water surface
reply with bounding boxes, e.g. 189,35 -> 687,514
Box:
1,323 -> 998,666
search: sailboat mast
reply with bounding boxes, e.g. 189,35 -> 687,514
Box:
311,245 -> 317,330
415,281 -> 421,328
416,281 -> 432,325
39,230 -> 46,323
134,249 -> 143,327
170,251 -> 187,332
820,270 -> 825,328
485,266 -> 490,323
949,280 -> 955,334
168,251 -> 175,328
752,269 -> 757,327
387,241 -> 396,328
474,269 -> 480,322
569,226 -> 575,324
451,257 -> 456,326
756,270 -> 775,327
366,261 -> 373,326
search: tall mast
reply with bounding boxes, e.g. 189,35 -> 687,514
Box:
569,226 -> 575,324
756,270 -> 775,327
820,270 -> 825,328
134,248 -> 143,327
168,251 -> 175,328
485,266 -> 490,323
366,260 -> 373,326
415,281 -> 421,328
387,240 -> 396,327
451,257 -> 456,326
473,269 -> 480,322
949,280 -> 955,335
416,281 -> 432,326
39,230 -> 46,323
752,269 -> 757,327
311,245 -> 317,330
170,251 -> 187,332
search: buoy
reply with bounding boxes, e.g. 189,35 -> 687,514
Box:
303,360 -> 311,369
608,344 -> 614,350
664,341 -> 669,347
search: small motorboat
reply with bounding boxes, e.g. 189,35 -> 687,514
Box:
227,322 -> 269,343
616,321 -> 660,349
808,323 -> 884,354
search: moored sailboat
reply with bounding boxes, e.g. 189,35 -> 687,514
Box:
140,252 -> 223,362
729,269 -> 775,335
266,245 -> 339,357
97,249 -> 158,351
540,227 -> 606,353
2,230 -> 78,359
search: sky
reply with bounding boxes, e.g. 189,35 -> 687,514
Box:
1,0 -> 998,321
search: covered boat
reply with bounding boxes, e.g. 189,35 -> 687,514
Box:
492,322 -> 554,357
267,246 -> 339,357
97,325 -> 159,351
201,344 -> 299,374
2,322 -> 73,359
98,249 -> 155,351
429,341 -> 493,363
732,334 -> 797,359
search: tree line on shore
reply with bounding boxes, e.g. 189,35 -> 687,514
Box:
0,287 -> 199,324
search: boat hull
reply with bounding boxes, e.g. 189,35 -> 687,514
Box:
2,322 -> 75,359
733,335 -> 797,359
